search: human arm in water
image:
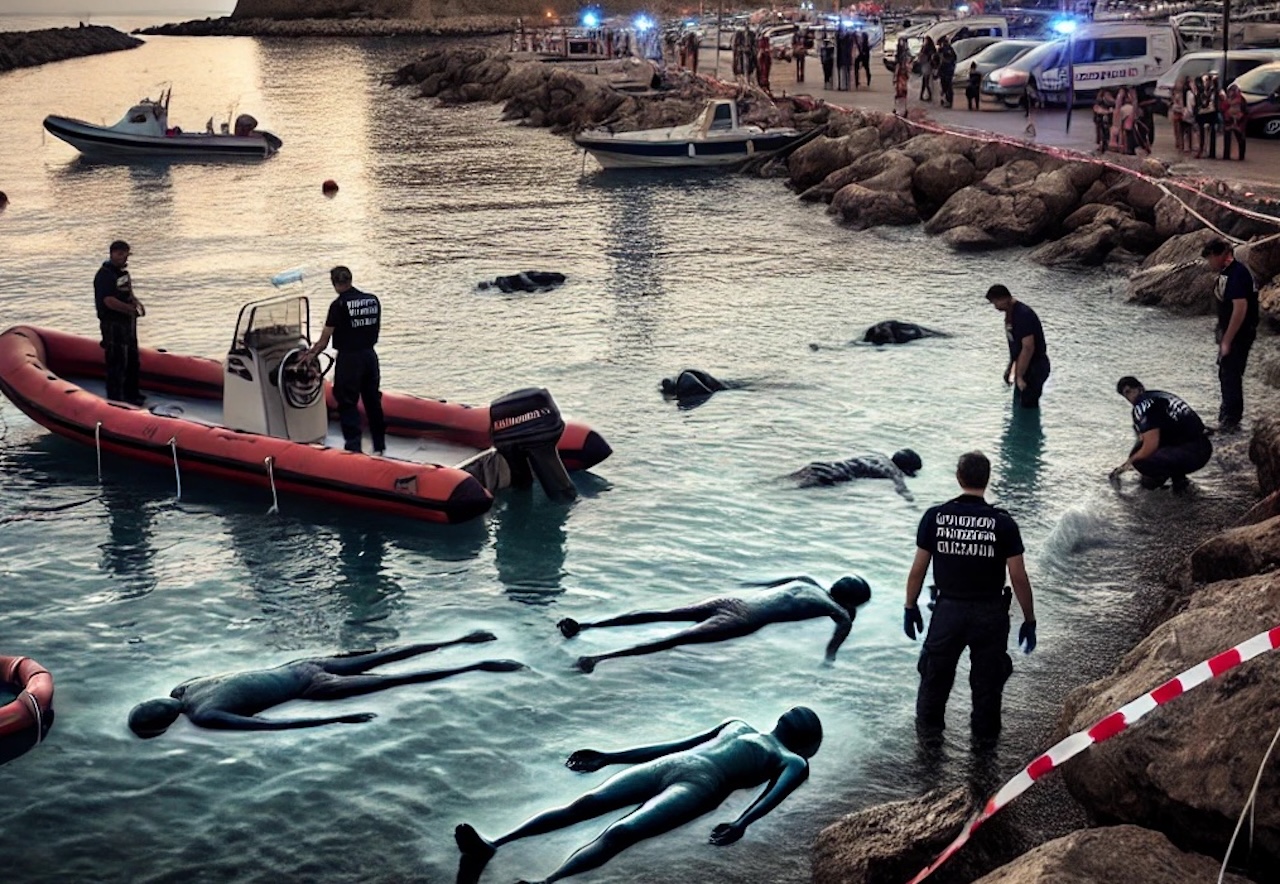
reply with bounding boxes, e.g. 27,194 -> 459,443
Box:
565,720 -> 738,772
709,754 -> 810,845
1109,428 -> 1159,484
187,708 -> 375,731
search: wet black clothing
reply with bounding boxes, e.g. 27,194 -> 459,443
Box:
1006,302 -> 1050,408
93,260 -> 140,402
792,454 -> 911,498
1130,390 -> 1212,486
1215,258 -> 1258,426
914,494 -> 1025,740
324,287 -> 385,452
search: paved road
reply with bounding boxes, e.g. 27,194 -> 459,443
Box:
694,41 -> 1280,198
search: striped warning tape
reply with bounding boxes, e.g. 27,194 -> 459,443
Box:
906,624 -> 1280,884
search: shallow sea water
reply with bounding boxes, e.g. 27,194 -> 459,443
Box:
0,22 -> 1265,884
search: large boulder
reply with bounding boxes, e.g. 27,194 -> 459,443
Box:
829,184 -> 920,229
1260,278 -> 1280,325
913,154 -> 978,215
858,150 -> 918,194
895,132 -> 976,165
1250,415 -> 1280,496
1126,260 -> 1218,313
972,825 -> 1252,884
942,225 -> 1003,252
1024,167 -> 1084,222
1153,193 -> 1203,239
1062,203 -> 1132,232
1056,571 -> 1280,881
812,786 -> 1021,884
788,130 -> 880,192
1185,516 -> 1280,584
1240,234 -> 1280,286
1028,221 -> 1117,267
1141,228 -> 1219,271
924,187 -> 1053,246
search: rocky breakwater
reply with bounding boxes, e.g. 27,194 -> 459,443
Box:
140,16 -> 513,38
0,25 -> 142,74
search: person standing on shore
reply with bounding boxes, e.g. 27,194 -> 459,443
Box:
904,450 -> 1037,748
93,239 -> 146,406
918,36 -> 937,102
893,38 -> 910,116
966,62 -> 982,111
986,284 -> 1050,409
820,36 -> 835,88
857,29 -> 872,87
1092,87 -> 1114,152
938,36 -> 957,108
1203,238 -> 1259,434
793,28 -> 807,83
1109,377 -> 1212,493
1222,84 -> 1248,161
756,33 -> 772,94
306,266 -> 386,454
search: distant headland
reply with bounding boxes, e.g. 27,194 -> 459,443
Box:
0,25 -> 142,74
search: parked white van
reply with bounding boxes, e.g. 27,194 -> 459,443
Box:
1034,23 -> 1183,104
1154,48 -> 1280,111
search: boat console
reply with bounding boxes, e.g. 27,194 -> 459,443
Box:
223,295 -> 328,443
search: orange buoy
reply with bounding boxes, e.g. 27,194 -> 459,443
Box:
321,179 -> 339,197
0,656 -> 53,743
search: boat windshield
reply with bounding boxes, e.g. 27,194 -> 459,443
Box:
232,295 -> 310,354
709,102 -> 734,131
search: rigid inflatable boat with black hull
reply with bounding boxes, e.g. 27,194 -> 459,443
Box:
0,295 -> 610,524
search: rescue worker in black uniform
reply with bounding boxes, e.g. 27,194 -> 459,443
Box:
986,284 -> 1050,409
1109,377 -> 1212,492
93,239 -> 146,406
306,266 -> 386,454
1203,239 -> 1259,434
904,450 -> 1037,748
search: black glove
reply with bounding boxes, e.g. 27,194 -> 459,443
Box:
1018,621 -> 1037,654
904,606 -> 924,641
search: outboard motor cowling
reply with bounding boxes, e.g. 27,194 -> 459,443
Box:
490,387 -> 576,502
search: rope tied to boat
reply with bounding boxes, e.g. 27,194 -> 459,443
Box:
95,421 -> 103,481
168,437 -> 181,501
21,689 -> 42,746
264,456 -> 279,515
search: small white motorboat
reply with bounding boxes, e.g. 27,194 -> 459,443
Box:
574,98 -> 818,170
43,88 -> 281,161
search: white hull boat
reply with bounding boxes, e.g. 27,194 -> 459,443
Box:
43,89 -> 281,161
574,99 -> 819,170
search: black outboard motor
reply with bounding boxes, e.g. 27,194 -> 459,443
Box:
490,387 -> 576,502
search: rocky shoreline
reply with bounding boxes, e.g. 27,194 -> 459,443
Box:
138,15 -> 513,39
386,46 -> 1280,883
0,25 -> 142,74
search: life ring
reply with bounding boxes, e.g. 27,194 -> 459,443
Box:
0,656 -> 54,743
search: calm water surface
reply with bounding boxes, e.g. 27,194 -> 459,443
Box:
0,21 -> 1261,884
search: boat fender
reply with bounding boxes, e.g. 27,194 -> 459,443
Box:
0,655 -> 55,763
490,387 -> 575,502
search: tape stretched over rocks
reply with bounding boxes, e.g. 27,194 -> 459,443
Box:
905,624 -> 1280,884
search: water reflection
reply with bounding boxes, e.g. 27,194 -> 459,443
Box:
493,488 -> 572,601
993,405 -> 1045,510
98,480 -> 161,594
332,520 -> 402,647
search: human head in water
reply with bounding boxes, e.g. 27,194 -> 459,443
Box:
127,697 -> 184,739
892,448 -> 922,475
829,575 -> 872,614
771,705 -> 823,758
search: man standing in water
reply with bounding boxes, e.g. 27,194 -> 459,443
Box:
904,451 -> 1037,748
1202,239 -> 1258,434
454,706 -> 823,884
93,240 -> 146,406
558,575 -> 871,672
306,266 -> 386,454
986,284 -> 1050,409
1109,377 -> 1212,492
126,631 -> 522,737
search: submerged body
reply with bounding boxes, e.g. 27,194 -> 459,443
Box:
789,449 -> 922,500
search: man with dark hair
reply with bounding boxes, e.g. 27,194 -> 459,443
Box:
559,575 -> 871,672
789,449 -> 922,500
1109,377 -> 1212,492
93,240 -> 146,406
904,450 -> 1037,748
455,707 -> 823,883
986,284 -> 1050,409
306,265 -> 386,454
126,631 -> 522,738
1202,239 -> 1258,434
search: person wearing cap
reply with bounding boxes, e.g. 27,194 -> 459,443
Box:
904,450 -> 1036,749
1203,239 -> 1258,433
305,266 -> 386,454
93,239 -> 146,406
985,284 -> 1050,409
1109,377 -> 1211,493
789,449 -> 923,500
558,574 -> 871,672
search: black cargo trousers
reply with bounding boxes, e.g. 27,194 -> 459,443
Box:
915,590 -> 1013,741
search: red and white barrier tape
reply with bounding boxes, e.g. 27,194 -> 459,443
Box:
905,624 -> 1280,884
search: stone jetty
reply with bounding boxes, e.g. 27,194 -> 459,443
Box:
385,44 -> 1280,884
0,25 -> 142,74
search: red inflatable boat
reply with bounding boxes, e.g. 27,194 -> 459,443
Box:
0,308 -> 610,524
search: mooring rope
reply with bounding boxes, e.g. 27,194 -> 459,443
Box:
264,456 -> 279,515
1218,717 -> 1280,883
168,437 -> 181,501
95,421 -> 103,481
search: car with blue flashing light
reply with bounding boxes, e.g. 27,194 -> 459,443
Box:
1033,23 -> 1182,105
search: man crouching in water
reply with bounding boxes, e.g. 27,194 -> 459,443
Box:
455,706 -> 822,884
127,631 -> 522,737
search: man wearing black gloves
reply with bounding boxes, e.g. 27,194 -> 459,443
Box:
903,451 -> 1037,749
1203,239 -> 1258,434
1109,377 -> 1212,492
306,265 -> 385,454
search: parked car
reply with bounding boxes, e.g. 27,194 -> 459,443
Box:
1170,11 -> 1222,49
950,35 -> 1005,66
1234,60 -> 1280,138
1154,49 -> 1280,113
953,39 -> 1042,92
981,39 -> 1065,107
